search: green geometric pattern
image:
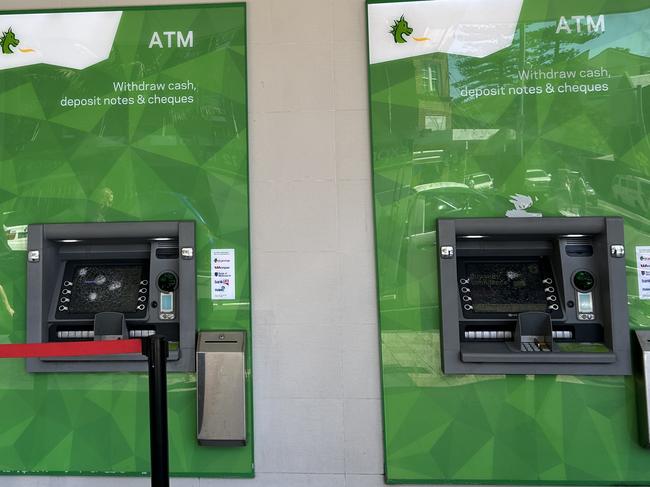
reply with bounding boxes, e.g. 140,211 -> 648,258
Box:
369,0 -> 650,483
0,4 -> 253,477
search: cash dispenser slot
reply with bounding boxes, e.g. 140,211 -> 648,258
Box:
438,217 -> 631,375
26,221 -> 196,373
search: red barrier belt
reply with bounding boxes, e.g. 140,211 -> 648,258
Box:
0,339 -> 142,359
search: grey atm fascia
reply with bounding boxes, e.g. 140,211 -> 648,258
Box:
26,221 -> 196,373
438,217 -> 631,375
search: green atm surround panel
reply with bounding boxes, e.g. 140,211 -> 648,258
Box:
368,0 -> 650,483
0,3 -> 253,478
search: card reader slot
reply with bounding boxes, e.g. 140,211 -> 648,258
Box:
156,247 -> 179,259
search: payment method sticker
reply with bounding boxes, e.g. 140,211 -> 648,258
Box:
636,246 -> 650,299
211,249 -> 235,300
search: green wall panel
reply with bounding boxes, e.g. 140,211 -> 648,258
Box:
0,4 -> 253,477
368,0 -> 650,483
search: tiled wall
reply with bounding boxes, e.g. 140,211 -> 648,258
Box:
2,0 -> 385,485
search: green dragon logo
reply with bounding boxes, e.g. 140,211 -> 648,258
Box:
390,16 -> 413,44
0,27 -> 19,54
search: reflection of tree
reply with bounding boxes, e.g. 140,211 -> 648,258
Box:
450,22 -> 607,195
455,23 -> 602,109
0,284 -> 14,318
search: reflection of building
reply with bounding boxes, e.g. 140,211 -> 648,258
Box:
411,55 -> 453,183
414,54 -> 451,132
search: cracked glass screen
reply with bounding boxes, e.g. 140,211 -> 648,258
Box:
68,264 -> 145,314
466,261 -> 547,313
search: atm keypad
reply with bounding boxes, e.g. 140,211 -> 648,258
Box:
464,330 -> 513,340
552,330 -> 573,339
57,330 -> 94,339
521,341 -> 551,352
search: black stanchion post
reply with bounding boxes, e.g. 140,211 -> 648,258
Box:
142,335 -> 170,487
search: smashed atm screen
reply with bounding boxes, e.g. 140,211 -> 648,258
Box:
465,261 -> 548,313
439,216 -> 631,375
59,262 -> 149,317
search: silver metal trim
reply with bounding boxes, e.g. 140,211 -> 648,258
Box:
611,244 -> 625,258
440,246 -> 454,259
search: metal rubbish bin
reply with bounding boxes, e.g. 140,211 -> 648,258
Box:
196,331 -> 247,446
634,330 -> 650,447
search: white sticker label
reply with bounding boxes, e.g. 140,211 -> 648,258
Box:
367,0 -> 523,64
211,249 -> 235,300
0,12 -> 122,71
636,246 -> 650,300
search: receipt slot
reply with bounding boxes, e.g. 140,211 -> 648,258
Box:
25,221 -> 196,372
438,216 -> 631,375
196,331 -> 246,446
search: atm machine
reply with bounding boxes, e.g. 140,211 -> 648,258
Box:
436,215 -> 650,449
437,216 -> 631,375
25,221 -> 197,372
24,220 -> 246,445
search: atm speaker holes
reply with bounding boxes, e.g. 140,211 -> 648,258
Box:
543,278 -> 553,285
463,304 -> 473,311
129,329 -> 155,338
138,296 -> 147,302
62,289 -> 71,295
548,304 -> 559,311
137,304 -> 146,311
58,305 -> 68,311
459,278 -> 470,285
461,287 -> 470,294
544,287 -> 555,293
139,288 -> 148,294
64,281 -> 73,287
60,297 -> 70,303
140,280 -> 149,286
462,296 -> 472,302
546,295 -> 557,302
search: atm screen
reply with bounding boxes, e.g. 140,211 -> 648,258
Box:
60,262 -> 149,316
464,261 -> 549,314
